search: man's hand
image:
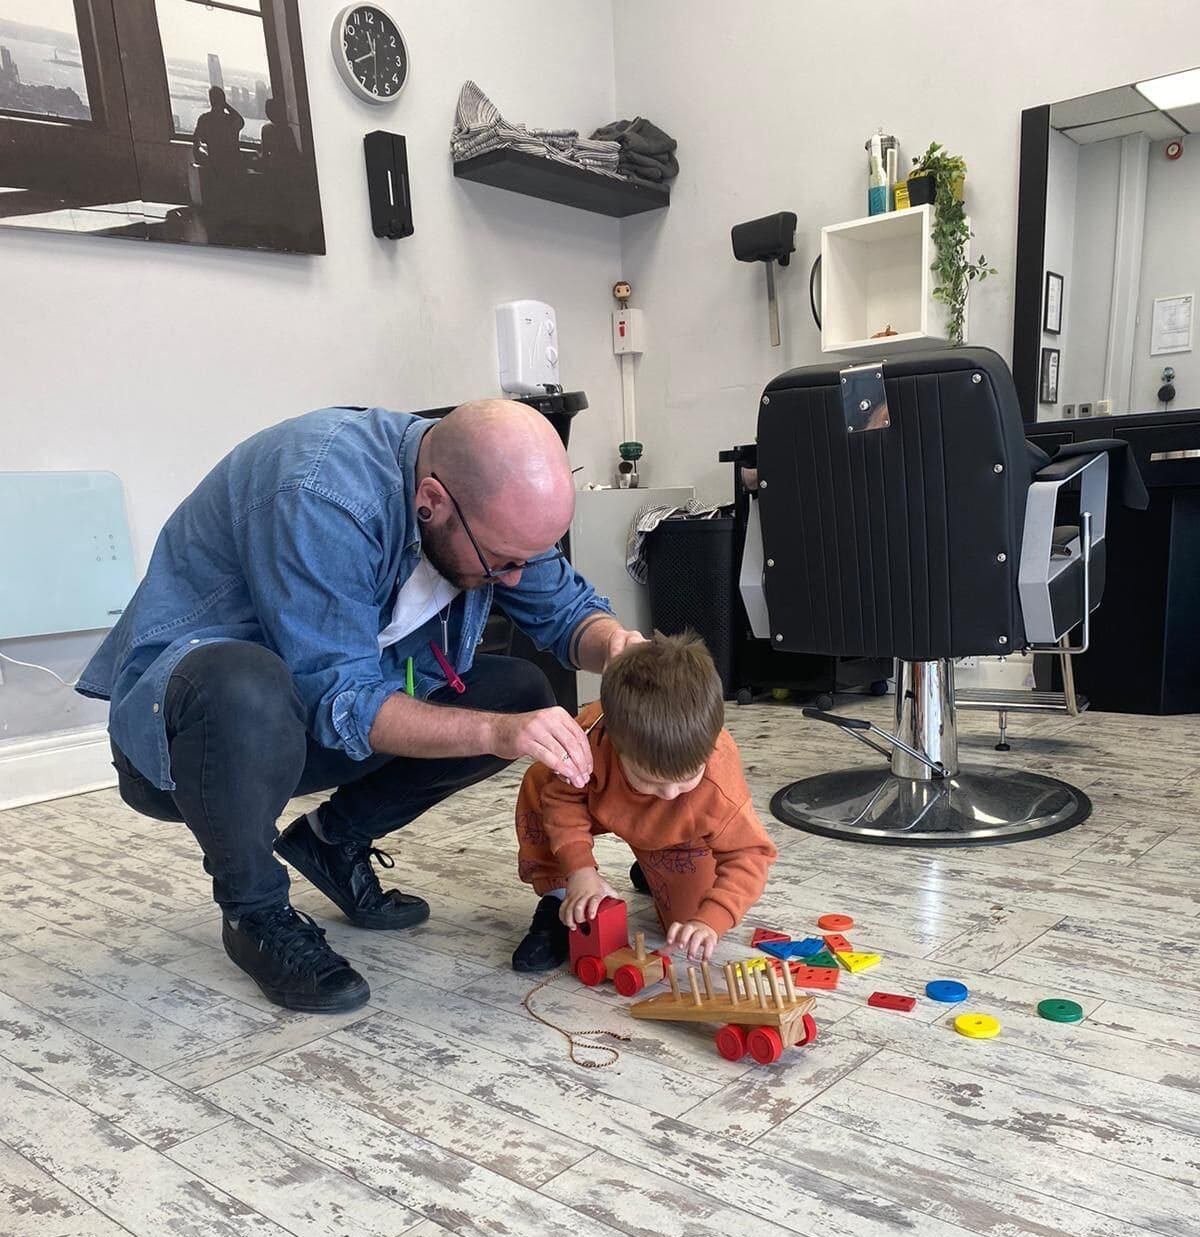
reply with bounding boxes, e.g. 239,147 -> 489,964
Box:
602,626 -> 648,669
488,707 -> 593,788
561,868 -> 617,928
572,614 -> 648,675
667,919 -> 719,962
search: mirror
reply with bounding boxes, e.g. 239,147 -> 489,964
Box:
1013,67 -> 1199,422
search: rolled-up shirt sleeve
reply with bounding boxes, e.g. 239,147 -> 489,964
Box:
237,488 -> 392,759
494,556 -> 614,668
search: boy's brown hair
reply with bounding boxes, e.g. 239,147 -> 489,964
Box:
600,631 -> 724,778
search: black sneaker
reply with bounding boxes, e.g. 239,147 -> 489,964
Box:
629,861 -> 651,895
223,904 -> 370,1013
275,812 -> 430,931
512,894 -> 569,972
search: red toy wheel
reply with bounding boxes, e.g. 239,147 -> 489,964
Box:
612,964 -> 645,997
715,1024 -> 748,1061
798,1013 -> 818,1046
747,1026 -> 784,1065
574,955 -> 607,987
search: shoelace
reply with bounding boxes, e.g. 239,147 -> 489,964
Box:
251,906 -> 343,978
335,844 -> 399,904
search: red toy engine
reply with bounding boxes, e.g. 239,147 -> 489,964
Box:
569,897 -> 668,996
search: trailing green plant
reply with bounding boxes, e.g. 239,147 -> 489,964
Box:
911,142 -> 997,344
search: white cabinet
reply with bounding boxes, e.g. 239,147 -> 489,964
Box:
571,486 -> 695,704
821,204 -> 965,357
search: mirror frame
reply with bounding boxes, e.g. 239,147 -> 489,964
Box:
1012,104 -> 1052,425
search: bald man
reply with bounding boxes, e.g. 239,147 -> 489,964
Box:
78,401 -> 643,1012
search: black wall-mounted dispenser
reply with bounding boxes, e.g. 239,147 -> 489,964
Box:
364,130 -> 414,239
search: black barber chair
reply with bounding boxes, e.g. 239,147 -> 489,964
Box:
746,347 -> 1119,845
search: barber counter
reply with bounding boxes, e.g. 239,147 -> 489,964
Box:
1027,408 -> 1200,715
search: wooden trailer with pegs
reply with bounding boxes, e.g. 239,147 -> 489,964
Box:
630,957 -> 818,1064
570,896 -> 668,996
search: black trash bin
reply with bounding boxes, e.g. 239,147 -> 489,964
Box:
646,513 -> 738,698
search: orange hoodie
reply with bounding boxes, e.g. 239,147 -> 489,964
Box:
517,701 -> 777,934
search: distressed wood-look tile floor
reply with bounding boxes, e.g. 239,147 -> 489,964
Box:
2,699 -> 1199,1236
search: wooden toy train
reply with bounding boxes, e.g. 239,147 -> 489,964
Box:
569,896 -> 818,1064
568,896 -> 668,995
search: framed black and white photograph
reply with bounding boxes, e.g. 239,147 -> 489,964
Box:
0,0 -> 325,254
1039,346 -> 1060,404
1043,270 -> 1064,335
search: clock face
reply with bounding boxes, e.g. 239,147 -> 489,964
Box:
333,5 -> 408,104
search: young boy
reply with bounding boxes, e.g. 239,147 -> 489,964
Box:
511,632 -> 777,971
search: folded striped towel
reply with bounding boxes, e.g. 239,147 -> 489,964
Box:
625,499 -> 722,585
451,81 -> 621,174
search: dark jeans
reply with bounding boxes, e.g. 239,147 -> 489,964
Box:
112,641 -> 554,919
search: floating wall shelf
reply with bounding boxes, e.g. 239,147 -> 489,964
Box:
453,149 -> 670,219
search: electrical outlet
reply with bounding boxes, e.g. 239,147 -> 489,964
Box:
1079,402 -> 1093,418
1062,404 -> 1076,418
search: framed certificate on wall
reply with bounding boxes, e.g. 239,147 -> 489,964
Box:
1039,347 -> 1060,404
1043,271 -> 1064,335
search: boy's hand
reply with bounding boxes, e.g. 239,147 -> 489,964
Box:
667,920 -> 719,962
561,869 -> 618,928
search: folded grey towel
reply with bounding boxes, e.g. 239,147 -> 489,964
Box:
622,149 -> 679,180
591,116 -> 678,157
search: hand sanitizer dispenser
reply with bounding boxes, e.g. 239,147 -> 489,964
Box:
496,300 -> 561,395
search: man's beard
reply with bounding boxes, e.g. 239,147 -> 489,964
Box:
421,520 -> 476,590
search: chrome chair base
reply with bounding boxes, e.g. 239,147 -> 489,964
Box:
770,765 -> 1091,846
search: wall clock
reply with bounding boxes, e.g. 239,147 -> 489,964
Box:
332,5 -> 409,104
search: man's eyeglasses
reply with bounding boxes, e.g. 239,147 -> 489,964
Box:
430,472 -> 565,581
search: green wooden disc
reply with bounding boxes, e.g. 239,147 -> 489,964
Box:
1037,998 -> 1083,1023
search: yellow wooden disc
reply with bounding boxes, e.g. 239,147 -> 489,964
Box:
953,1012 -> 1001,1039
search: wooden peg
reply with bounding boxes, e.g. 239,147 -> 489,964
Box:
687,967 -> 703,1007
724,962 -> 739,1005
634,931 -> 646,962
700,960 -> 714,999
781,959 -> 798,1003
665,957 -> 680,998
755,969 -> 768,1010
766,964 -> 785,1011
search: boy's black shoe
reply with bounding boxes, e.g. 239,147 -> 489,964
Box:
512,894 -> 570,972
275,812 -> 430,930
629,860 -> 651,895
223,904 -> 370,1013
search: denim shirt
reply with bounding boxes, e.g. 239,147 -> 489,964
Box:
77,407 -> 613,790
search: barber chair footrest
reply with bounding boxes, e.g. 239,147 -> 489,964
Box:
770,766 -> 1091,847
955,688 -> 1089,715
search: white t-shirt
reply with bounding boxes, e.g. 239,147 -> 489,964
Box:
377,555 -> 461,651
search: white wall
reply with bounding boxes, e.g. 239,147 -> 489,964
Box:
1041,128 -> 1078,412
1061,138 -> 1121,411
0,0 -> 624,746
1133,138 -> 1200,411
612,0 -> 1200,499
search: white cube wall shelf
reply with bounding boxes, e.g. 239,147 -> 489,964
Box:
820,204 -> 966,357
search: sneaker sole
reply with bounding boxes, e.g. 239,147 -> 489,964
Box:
222,938 -> 372,1013
274,835 -> 431,931
254,977 -> 371,1014
512,954 -> 567,974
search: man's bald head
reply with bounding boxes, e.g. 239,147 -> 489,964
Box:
415,399 -> 576,583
